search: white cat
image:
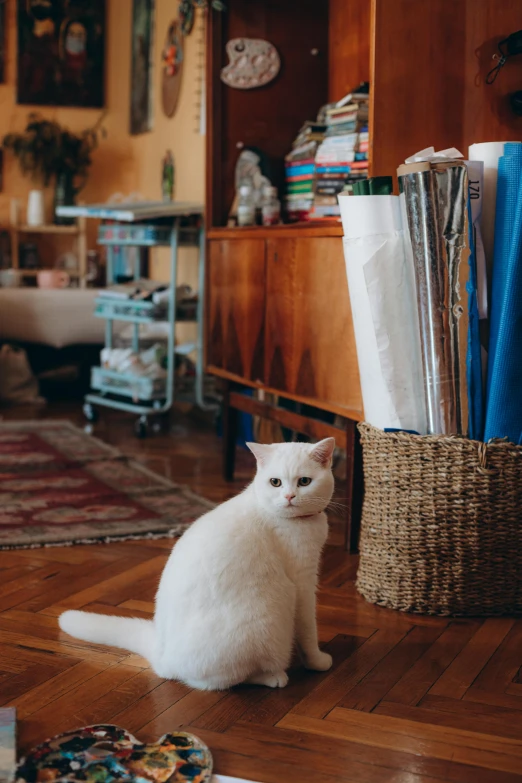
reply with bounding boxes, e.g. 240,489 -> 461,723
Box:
59,438 -> 335,690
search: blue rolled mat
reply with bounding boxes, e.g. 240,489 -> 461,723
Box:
484,142 -> 522,443
467,197 -> 484,442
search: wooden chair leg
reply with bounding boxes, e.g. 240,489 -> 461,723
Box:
222,380 -> 238,482
344,420 -> 364,553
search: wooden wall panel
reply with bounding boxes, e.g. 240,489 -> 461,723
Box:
328,0 -> 371,102
370,0 -> 467,177
463,1 -> 522,145
371,0 -> 522,179
265,237 -> 362,419
207,239 -> 266,382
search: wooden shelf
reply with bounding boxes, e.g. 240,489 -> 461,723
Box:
18,269 -> 82,277
14,224 -> 79,235
9,201 -> 88,287
207,223 -> 343,240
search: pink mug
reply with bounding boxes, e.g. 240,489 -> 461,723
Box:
37,269 -> 70,289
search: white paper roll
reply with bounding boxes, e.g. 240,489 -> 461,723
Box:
468,142 -> 507,287
341,195 -> 427,433
338,194 -> 401,238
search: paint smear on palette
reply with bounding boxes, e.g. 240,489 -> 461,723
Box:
0,708 -> 16,783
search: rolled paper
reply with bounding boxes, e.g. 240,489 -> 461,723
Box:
400,163 -> 472,435
468,142 -> 508,295
339,193 -> 401,238
396,162 -> 431,177
338,193 -> 427,432
484,142 -> 522,443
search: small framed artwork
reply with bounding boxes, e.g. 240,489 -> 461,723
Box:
17,0 -> 105,107
130,0 -> 155,135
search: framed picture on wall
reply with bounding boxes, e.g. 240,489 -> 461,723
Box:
130,0 -> 155,135
17,0 -> 105,107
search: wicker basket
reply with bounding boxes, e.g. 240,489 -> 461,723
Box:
357,423 -> 522,616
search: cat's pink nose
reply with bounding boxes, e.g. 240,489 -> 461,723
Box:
285,493 -> 296,502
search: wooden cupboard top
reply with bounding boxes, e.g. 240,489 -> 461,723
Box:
209,366 -> 363,421
207,224 -> 344,240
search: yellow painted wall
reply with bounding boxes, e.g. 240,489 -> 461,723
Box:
0,0 -> 205,286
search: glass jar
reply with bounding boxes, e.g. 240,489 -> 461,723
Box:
261,185 -> 281,226
237,184 -> 255,227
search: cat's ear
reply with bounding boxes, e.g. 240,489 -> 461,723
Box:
246,442 -> 274,465
310,437 -> 336,466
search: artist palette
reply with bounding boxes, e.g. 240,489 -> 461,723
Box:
16,724 -> 213,783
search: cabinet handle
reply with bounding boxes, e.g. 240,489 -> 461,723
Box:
274,251 -> 278,262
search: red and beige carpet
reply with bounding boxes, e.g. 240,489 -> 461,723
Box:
0,420 -> 214,549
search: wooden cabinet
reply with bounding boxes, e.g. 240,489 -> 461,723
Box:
207,238 -> 265,383
265,237 -> 361,419
207,230 -> 363,420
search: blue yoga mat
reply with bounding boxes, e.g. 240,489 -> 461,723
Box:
484,142 -> 522,443
467,197 -> 484,442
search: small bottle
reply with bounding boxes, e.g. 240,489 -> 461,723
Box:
237,184 -> 255,227
261,185 -> 281,226
162,150 -> 175,202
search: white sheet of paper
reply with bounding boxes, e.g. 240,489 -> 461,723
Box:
339,193 -> 427,433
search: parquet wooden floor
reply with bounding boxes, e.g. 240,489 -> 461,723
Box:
1,403 -> 522,781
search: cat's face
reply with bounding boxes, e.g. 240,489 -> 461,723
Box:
247,438 -> 335,519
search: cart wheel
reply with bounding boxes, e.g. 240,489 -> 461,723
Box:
135,416 -> 148,438
152,412 -> 169,434
83,403 -> 99,423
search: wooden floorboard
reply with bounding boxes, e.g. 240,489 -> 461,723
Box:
1,403 -> 522,780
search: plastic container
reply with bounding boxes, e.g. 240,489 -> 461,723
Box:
261,185 -> 281,226
237,185 -> 256,227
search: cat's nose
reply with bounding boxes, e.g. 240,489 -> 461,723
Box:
285,493 -> 296,502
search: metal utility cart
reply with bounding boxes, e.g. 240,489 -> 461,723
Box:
56,201 -> 215,436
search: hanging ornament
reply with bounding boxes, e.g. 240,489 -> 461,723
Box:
179,0 -> 195,36
161,19 -> 184,117
179,0 -> 226,36
161,150 -> 175,201
220,38 -> 280,90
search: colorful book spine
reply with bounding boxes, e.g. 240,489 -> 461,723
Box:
316,165 -> 351,174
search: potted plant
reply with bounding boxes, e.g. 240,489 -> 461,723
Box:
3,113 -> 106,226
53,115 -> 106,224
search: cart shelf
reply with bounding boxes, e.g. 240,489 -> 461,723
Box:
55,201 -> 218,436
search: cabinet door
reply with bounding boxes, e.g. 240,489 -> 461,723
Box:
265,237 -> 362,418
207,238 -> 266,383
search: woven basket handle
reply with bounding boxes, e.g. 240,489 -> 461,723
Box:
477,442 -> 497,475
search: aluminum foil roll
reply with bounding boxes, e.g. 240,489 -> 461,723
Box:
400,162 -> 470,435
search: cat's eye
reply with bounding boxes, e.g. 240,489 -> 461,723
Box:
298,477 -> 312,487
270,478 -> 282,487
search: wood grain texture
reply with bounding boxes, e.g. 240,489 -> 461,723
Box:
207,225 -> 343,240
329,0 -> 370,102
371,0 -> 467,178
207,238 -> 266,382
371,0 -> 522,179
265,237 -> 362,417
463,0 -> 522,145
1,404 -> 522,781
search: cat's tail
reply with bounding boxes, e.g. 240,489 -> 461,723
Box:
59,610 -> 155,660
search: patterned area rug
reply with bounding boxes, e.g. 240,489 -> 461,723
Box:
0,421 -> 214,549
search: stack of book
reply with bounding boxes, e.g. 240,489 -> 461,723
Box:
285,122 -> 326,221
311,89 -> 370,218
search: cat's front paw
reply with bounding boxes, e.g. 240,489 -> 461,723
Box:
304,650 -> 333,672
